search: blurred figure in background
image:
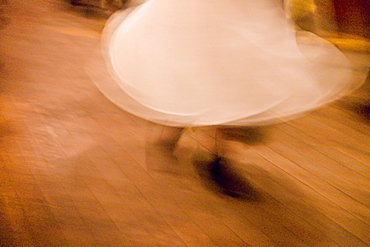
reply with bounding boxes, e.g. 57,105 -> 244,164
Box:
331,0 -> 370,40
285,0 -> 370,51
70,0 -> 127,11
0,0 -> 9,30
87,0 -> 368,198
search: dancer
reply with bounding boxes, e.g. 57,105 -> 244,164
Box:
88,0 -> 368,198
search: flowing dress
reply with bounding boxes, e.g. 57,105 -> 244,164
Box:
87,0 -> 368,127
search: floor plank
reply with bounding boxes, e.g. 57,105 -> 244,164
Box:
1,0 -> 369,246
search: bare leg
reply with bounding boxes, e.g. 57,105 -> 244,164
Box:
146,122 -> 183,149
192,126 -> 237,158
145,122 -> 183,173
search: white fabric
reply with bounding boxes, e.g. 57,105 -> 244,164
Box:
89,0 -> 367,127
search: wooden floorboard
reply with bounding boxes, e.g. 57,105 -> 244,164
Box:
1,0 -> 369,246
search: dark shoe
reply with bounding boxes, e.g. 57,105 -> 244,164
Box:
211,158 -> 258,199
193,154 -> 259,200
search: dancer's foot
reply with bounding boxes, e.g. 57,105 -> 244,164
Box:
193,153 -> 259,200
210,158 -> 259,199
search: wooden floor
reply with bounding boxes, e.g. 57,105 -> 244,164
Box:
1,0 -> 370,246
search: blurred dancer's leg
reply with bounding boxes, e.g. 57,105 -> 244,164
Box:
145,122 -> 183,173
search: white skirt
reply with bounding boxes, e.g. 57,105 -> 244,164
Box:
88,0 -> 367,127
